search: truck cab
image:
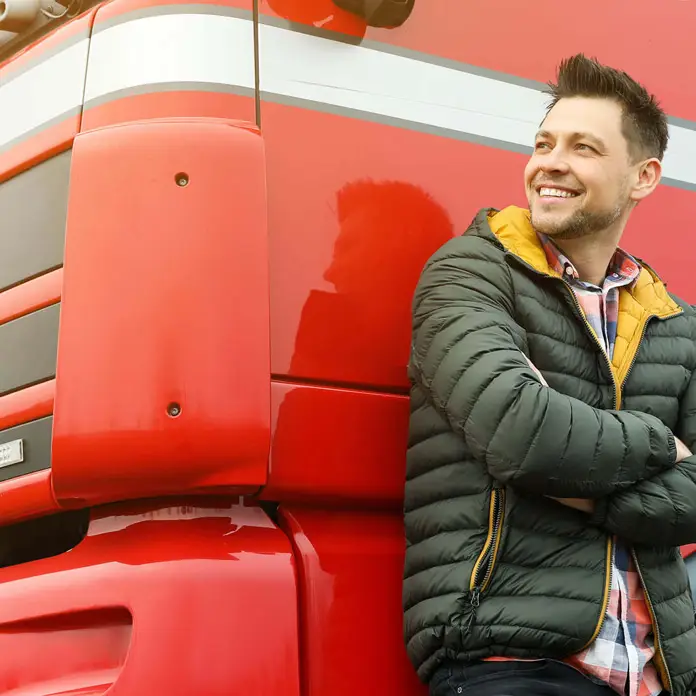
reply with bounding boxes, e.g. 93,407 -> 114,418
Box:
0,0 -> 694,693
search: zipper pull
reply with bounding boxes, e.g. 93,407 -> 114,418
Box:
465,588 -> 480,632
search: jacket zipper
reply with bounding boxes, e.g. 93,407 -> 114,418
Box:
632,550 -> 673,693
560,280 -> 621,650
468,487 -> 506,621
578,536 -> 613,650
619,310 -> 680,695
558,279 -> 619,407
561,287 -> 684,671
503,257 -> 617,643
559,292 -> 682,686
620,310 -> 682,389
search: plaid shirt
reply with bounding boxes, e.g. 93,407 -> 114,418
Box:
539,234 -> 662,696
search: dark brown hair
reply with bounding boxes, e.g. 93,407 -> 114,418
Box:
547,54 -> 669,161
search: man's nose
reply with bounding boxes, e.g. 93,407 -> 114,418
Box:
539,147 -> 570,174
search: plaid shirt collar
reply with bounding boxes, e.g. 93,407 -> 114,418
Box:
537,233 -> 642,290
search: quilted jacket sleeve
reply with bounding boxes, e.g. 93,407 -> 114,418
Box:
410,234 -> 678,498
590,367 -> 696,546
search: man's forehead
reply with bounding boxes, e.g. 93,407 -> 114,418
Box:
542,97 -> 624,139
536,128 -> 604,143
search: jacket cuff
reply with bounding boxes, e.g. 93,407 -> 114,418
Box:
589,497 -> 609,527
666,431 -> 678,466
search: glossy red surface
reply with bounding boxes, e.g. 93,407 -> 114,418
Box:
0,380 -> 54,431
0,375 -> 59,529
0,269 -> 61,325
265,107 -> 696,393
82,91 -> 256,133
260,0 -> 366,35
93,0 -> 252,23
53,119 -> 270,503
0,499 -> 300,695
265,103 -> 468,389
279,506 -> 424,696
0,382 -> 59,525
0,470 -> 60,525
265,380 -> 407,505
0,123 -> 74,186
260,0 -> 696,122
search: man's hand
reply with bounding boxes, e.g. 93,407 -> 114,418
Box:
550,497 -> 594,513
676,436 -> 693,463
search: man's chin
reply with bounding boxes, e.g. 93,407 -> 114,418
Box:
529,210 -> 571,237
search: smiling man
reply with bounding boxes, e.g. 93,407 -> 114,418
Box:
404,55 -> 696,696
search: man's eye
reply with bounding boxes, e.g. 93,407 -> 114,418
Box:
577,143 -> 595,152
535,142 -> 550,151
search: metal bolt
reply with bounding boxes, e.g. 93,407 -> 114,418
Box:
167,403 -> 182,418
175,172 -> 189,187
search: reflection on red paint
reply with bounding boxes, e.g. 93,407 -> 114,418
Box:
260,0 -> 366,36
0,500 -> 300,695
289,180 -> 453,388
265,380 -> 408,505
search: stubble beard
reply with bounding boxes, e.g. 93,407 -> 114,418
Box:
530,204 -> 624,240
530,182 -> 628,240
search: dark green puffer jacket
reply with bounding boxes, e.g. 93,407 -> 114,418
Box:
404,206 -> 696,695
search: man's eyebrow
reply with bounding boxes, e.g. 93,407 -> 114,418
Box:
534,130 -> 607,150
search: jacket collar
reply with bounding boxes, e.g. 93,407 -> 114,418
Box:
485,206 -> 681,320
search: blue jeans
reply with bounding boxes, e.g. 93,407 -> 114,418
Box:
429,660 -> 649,696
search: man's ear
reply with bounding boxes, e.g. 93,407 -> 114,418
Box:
630,158 -> 661,203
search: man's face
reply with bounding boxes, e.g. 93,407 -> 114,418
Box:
524,97 -> 636,240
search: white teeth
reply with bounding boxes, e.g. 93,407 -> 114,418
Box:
539,187 -> 578,198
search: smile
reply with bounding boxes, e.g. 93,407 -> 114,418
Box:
538,187 -> 580,198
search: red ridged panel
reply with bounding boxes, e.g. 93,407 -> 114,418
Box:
0,269 -> 62,326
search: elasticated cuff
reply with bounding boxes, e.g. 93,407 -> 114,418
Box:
588,497 -> 609,527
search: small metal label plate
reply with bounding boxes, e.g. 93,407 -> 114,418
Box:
0,439 -> 23,468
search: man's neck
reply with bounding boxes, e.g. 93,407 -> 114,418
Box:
553,229 -> 624,286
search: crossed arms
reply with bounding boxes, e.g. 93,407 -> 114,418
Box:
410,237 -> 696,547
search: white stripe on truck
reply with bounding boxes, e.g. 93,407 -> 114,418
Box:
1,9 -> 695,188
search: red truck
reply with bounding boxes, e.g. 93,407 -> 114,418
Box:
0,0 -> 694,693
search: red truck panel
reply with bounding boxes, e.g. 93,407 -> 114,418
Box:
0,500 -> 300,695
53,119 -> 270,504
265,380 -> 407,506
279,506 -> 424,696
0,269 -> 61,326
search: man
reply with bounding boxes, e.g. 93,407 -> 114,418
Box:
404,54 -> 696,696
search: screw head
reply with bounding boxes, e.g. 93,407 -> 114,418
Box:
175,172 -> 189,187
167,403 -> 182,418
